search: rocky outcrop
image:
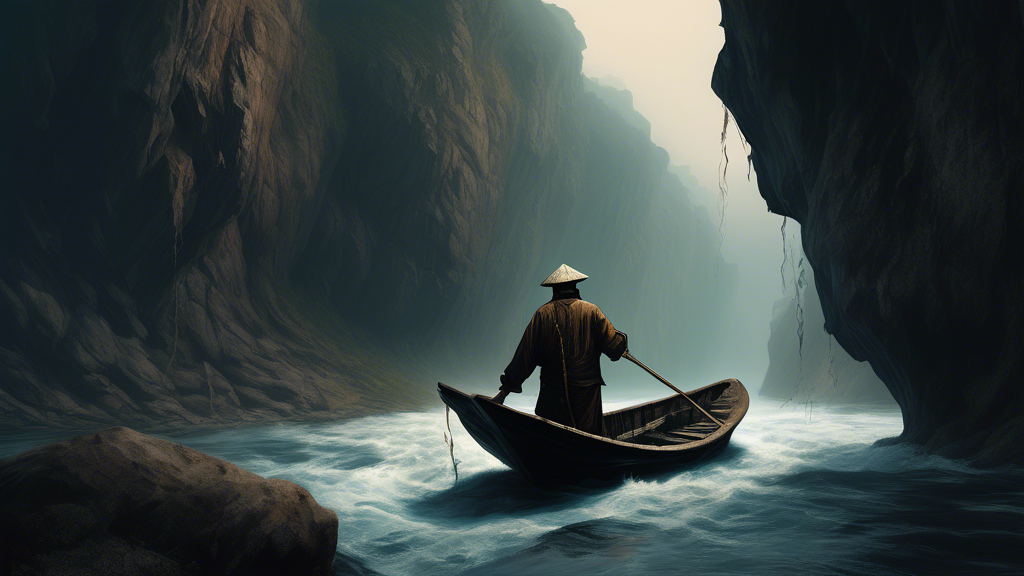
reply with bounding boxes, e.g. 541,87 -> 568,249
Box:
713,1 -> 1024,462
0,0 -> 732,427
0,0 -> 383,428
761,269 -> 894,404
0,427 -> 337,575
583,77 -> 652,137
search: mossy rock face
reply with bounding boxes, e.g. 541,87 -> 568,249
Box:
0,427 -> 338,575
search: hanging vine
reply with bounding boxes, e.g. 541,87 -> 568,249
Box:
780,226 -> 812,411
828,335 -> 838,388
718,105 -> 754,280
796,255 -> 807,362
718,105 -> 730,254
780,217 -> 788,291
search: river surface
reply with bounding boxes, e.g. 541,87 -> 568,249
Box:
3,398 -> 1023,575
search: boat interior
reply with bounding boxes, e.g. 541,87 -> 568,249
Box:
602,383 -> 736,446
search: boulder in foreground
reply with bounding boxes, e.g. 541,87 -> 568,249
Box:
0,427 -> 338,575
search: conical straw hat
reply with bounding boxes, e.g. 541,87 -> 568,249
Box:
540,264 -> 588,286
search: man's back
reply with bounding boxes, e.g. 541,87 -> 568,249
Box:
500,294 -> 627,435
526,298 -> 622,388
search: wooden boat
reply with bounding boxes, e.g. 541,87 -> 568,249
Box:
437,378 -> 749,483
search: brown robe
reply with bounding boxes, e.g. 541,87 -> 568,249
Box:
500,292 -> 627,436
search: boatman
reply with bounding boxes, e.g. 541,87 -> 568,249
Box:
492,264 -> 628,436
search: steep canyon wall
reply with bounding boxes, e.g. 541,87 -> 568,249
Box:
714,0 -> 1024,462
0,1 -> 732,427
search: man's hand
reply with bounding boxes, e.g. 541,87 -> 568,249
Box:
492,389 -> 510,405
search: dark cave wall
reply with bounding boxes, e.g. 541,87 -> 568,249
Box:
0,0 -> 732,427
713,0 -> 1024,462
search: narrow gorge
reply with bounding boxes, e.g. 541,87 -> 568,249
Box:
0,0 -> 732,429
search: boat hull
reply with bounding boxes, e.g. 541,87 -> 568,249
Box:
438,379 -> 748,483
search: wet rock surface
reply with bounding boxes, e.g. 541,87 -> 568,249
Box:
0,426 -> 338,575
713,0 -> 1024,462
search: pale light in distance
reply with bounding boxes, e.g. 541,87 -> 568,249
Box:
549,0 -> 791,388
551,0 -> 726,191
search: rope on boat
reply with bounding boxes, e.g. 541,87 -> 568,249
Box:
444,405 -> 459,482
554,321 -> 577,428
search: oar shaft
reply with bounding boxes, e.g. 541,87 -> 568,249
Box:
622,351 -> 723,427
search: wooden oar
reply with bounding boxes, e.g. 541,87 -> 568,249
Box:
621,351 -> 724,428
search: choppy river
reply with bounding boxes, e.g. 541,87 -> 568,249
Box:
4,398 -> 1023,575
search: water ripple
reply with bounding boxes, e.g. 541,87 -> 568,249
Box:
5,399 -> 1022,575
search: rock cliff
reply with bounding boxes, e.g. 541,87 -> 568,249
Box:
583,77 -> 652,137
761,268 -> 894,405
713,0 -> 1024,462
0,0 -> 382,428
0,1 -> 732,427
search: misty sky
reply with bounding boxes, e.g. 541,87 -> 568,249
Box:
549,0 -> 796,391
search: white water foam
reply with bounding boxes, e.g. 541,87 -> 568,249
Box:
6,397 -> 1022,575
163,399 -> 935,575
